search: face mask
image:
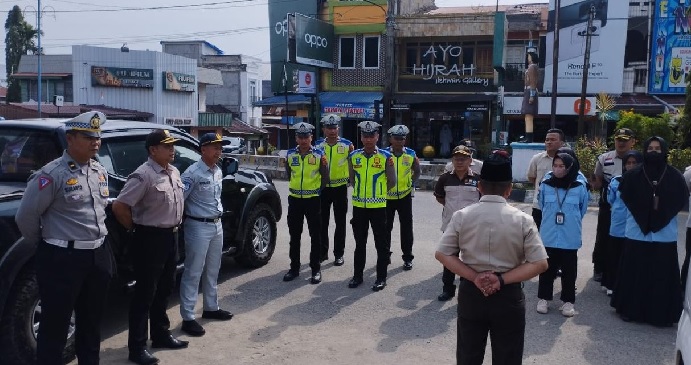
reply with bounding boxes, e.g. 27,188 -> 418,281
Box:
552,166 -> 567,178
645,151 -> 665,164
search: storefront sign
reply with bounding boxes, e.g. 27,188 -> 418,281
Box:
321,102 -> 382,119
164,117 -> 193,126
291,13 -> 334,68
163,71 -> 195,92
649,0 -> 691,94
391,104 -> 410,110
543,0 -> 629,94
91,66 -> 154,88
295,70 -> 316,94
503,96 -> 596,116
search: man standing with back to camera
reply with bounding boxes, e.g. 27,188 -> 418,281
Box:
112,129 -> 188,365
436,151 -> 548,365
16,112 -> 112,365
315,113 -> 354,266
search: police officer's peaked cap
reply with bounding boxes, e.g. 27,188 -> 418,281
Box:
145,129 -> 180,149
292,122 -> 315,136
200,132 -> 230,146
64,111 -> 106,137
452,145 -> 473,157
358,120 -> 381,135
320,113 -> 341,126
614,128 -> 635,140
388,124 -> 410,136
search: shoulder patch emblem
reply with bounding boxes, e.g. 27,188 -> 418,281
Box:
39,176 -> 52,190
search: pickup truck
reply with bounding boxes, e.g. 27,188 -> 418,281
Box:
0,118 -> 282,364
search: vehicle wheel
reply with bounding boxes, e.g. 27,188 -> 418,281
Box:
235,203 -> 277,268
0,267 -> 75,364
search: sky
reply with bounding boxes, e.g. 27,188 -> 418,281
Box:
0,0 -> 548,81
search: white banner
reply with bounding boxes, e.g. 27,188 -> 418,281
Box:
503,96 -> 597,116
543,0 -> 629,94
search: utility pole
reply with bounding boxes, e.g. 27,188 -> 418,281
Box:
577,5 -> 596,137
549,0 -> 560,129
37,0 -> 42,117
383,0 -> 395,145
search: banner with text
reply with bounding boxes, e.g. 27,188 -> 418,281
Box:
649,0 -> 691,94
503,96 -> 596,116
291,13 -> 334,68
91,66 -> 154,88
543,0 -> 629,94
321,102 -> 382,120
163,71 -> 195,92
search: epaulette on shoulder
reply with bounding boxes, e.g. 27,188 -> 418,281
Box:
41,158 -> 62,174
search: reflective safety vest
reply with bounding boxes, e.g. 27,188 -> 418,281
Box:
385,147 -> 417,199
350,148 -> 391,208
315,137 -> 352,187
286,147 -> 324,198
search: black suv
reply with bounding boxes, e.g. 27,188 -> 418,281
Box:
0,119 -> 282,364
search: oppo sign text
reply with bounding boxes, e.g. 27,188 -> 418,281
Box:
304,33 -> 328,48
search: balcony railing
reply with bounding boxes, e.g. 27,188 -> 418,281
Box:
198,112 -> 233,127
622,61 -> 648,94
629,1 -> 651,18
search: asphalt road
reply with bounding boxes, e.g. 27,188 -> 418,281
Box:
78,180 -> 685,365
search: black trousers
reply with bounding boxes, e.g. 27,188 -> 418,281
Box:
385,194 -> 414,262
593,203 -> 611,273
128,226 -> 178,351
531,208 -> 542,231
442,266 -> 459,294
682,227 -> 691,289
602,236 -> 625,290
538,247 -> 578,303
320,185 -> 348,259
457,280 -> 525,365
351,206 -> 390,280
287,196 -> 322,272
36,241 -> 113,365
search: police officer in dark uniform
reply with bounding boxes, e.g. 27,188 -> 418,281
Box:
591,128 -> 636,281
16,112 -> 113,365
112,129 -> 187,365
282,122 -> 329,284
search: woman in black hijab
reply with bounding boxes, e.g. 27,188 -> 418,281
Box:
611,137 -> 689,326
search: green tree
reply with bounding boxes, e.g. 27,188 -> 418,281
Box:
5,5 -> 38,103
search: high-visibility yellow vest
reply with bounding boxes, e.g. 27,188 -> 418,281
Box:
287,147 -> 324,198
350,148 -> 391,208
386,147 -> 417,199
315,137 -> 352,187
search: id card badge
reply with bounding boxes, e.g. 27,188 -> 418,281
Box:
555,212 -> 565,225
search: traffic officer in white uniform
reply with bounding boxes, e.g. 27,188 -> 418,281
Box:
315,113 -> 354,265
591,128 -> 636,282
348,121 -> 396,291
16,112 -> 113,365
384,124 -> 420,270
179,133 -> 234,338
283,122 -> 329,284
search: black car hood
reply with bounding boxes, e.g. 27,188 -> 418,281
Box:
0,182 -> 26,197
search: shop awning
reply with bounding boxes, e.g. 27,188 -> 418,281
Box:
253,94 -> 312,106
393,94 -> 496,104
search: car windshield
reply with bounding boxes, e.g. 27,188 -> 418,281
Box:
98,136 -> 201,178
0,128 -> 62,182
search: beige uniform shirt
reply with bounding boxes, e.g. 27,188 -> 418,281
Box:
16,151 -> 109,243
527,151 -> 554,209
116,157 -> 184,228
437,195 -> 548,273
594,150 -> 624,184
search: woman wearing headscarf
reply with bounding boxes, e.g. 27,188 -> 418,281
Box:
536,152 -> 590,317
611,137 -> 689,326
602,151 -> 643,296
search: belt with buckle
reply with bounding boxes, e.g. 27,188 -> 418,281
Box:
133,224 -> 179,233
44,237 -> 105,250
186,215 -> 222,223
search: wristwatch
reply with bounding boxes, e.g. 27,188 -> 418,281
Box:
495,272 -> 505,288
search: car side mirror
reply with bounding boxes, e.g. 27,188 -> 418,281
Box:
222,157 -> 239,177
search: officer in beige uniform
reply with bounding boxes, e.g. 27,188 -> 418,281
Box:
435,151 -> 548,365
434,145 -> 481,301
112,129 -> 187,365
16,112 -> 112,365
526,128 -> 565,229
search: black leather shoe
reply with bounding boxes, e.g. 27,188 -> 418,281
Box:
593,272 -> 603,282
334,257 -> 344,266
202,309 -> 234,321
151,334 -> 189,349
437,291 -> 455,301
348,277 -> 363,288
310,271 -> 322,284
128,349 -> 159,365
320,255 -> 328,263
181,319 -> 206,337
403,261 -> 413,271
372,279 -> 387,291
283,270 -> 299,282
